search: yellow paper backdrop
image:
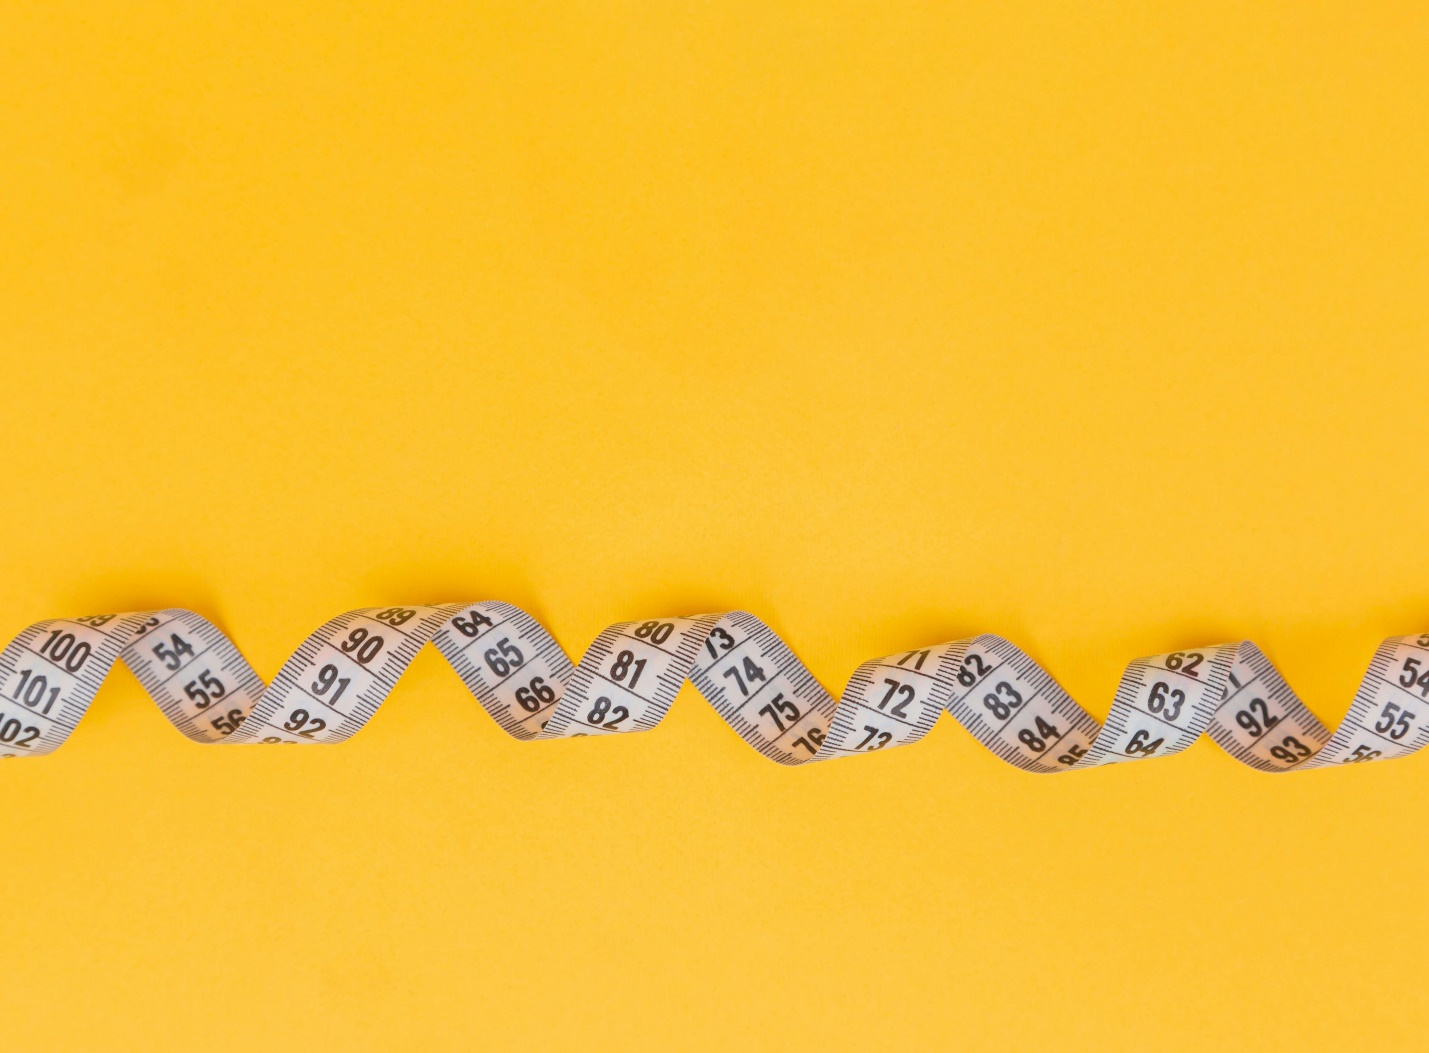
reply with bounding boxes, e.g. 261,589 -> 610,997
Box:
3,2 -> 1428,1049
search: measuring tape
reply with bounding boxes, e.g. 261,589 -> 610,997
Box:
0,604 -> 1425,770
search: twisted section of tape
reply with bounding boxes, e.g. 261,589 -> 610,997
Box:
1,604 -> 1425,770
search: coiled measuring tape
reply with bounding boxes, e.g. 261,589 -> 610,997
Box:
0,604 -> 1425,770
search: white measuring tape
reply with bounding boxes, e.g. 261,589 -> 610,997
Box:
0,604 -> 1425,770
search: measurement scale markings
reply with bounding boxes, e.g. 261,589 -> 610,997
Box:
1216,675 -> 1269,715
0,698 -> 66,730
1373,671 -> 1429,710
718,669 -> 798,722
453,617 -> 515,657
1127,700 -> 1200,735
146,644 -> 223,692
765,710 -> 829,749
949,655 -> 1013,698
1344,720 -> 1413,751
1,602 -> 1427,772
1009,717 -> 1075,759
587,669 -> 657,706
285,679 -> 358,721
14,643 -> 90,686
694,633 -> 760,678
1147,661 -> 1215,687
316,640 -> 393,688
848,696 -> 923,730
615,630 -> 687,660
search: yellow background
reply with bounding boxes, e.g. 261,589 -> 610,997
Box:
2,2 -> 1427,1049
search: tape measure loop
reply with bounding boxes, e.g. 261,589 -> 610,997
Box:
0,606 -> 1421,773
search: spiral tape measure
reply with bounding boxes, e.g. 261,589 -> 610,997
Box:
0,603 -> 1425,770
